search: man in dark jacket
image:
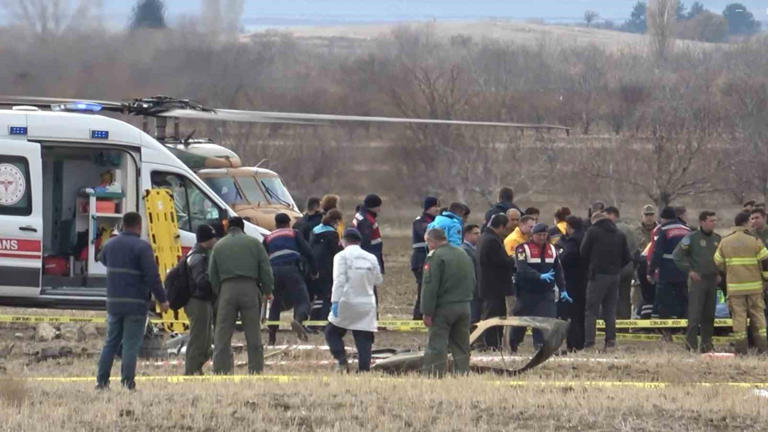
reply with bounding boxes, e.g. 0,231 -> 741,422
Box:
265,213 -> 318,344
649,206 -> 692,319
185,224 -> 218,375
510,223 -> 569,351
411,196 -> 440,320
353,194 -> 384,273
580,212 -> 631,350
558,216 -> 588,351
483,187 -> 521,230
308,209 -> 344,324
461,224 -> 481,323
476,213 -> 515,349
294,197 -> 322,241
96,212 -> 169,390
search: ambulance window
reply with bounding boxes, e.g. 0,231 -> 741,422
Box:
184,179 -> 223,233
0,156 -> 32,216
151,172 -> 191,231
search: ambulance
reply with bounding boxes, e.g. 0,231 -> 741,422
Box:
0,106 -> 270,308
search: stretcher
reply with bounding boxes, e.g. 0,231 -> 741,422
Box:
144,188 -> 188,332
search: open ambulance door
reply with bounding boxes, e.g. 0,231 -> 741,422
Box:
0,139 -> 42,297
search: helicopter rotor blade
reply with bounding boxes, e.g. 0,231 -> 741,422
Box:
161,108 -> 569,131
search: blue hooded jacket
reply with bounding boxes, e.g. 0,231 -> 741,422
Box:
428,211 -> 464,247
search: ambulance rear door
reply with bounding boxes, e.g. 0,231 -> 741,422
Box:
0,139 -> 43,297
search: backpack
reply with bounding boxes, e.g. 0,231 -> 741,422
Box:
164,256 -> 191,311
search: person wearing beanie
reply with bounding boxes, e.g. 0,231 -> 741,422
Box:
510,223 -> 570,352
649,206 -> 691,320
353,194 -> 385,274
264,213 -> 319,345
411,196 -> 441,320
184,224 -> 219,375
325,227 -> 383,373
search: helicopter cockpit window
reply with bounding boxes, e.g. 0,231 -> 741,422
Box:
259,177 -> 297,209
203,177 -> 246,206
235,176 -> 268,205
151,172 -> 222,233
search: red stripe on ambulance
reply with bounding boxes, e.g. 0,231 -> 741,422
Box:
0,239 -> 42,253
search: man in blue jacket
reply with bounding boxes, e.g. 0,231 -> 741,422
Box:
428,202 -> 471,247
96,212 -> 169,391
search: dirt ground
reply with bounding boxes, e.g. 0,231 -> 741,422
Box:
1,236 -> 768,431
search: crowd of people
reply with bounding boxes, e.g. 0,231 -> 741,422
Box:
93,188 -> 768,388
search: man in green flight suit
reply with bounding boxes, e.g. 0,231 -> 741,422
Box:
672,210 -> 721,352
209,217 -> 275,374
420,227 -> 476,377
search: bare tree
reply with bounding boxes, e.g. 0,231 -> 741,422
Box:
0,0 -> 101,36
647,0 -> 679,61
584,10 -> 599,27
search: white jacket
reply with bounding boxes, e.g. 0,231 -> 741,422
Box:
328,244 -> 383,332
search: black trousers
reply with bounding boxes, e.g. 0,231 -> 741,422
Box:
268,265 -> 310,335
509,290 -> 556,349
324,323 -> 374,371
480,296 -> 507,349
412,269 -> 424,320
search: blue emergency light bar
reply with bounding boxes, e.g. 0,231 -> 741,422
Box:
90,130 -> 109,139
52,102 -> 103,113
9,126 -> 27,135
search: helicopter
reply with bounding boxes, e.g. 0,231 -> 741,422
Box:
0,94 -> 570,231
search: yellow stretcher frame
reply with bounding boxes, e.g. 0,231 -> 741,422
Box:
144,188 -> 188,332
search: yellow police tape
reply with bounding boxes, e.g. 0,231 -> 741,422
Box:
597,332 -> 739,343
0,314 -> 744,341
8,374 -> 768,389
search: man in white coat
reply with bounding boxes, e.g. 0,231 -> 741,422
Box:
324,227 -> 383,373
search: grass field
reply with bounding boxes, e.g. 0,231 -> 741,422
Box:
1,236 -> 768,431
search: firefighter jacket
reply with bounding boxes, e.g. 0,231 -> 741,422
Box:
504,227 -> 529,256
514,241 -> 565,296
411,212 -> 435,272
649,219 -> 691,283
672,229 -> 721,277
354,207 -> 384,273
714,226 -> 768,296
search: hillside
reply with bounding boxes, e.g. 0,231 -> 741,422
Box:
244,19 -> 718,51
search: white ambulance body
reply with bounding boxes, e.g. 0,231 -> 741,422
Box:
0,107 -> 269,308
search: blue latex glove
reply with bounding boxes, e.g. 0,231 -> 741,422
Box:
560,291 -> 574,303
539,270 -> 555,283
331,302 -> 339,318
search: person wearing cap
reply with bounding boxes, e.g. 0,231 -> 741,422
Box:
580,211 -> 631,350
264,213 -> 318,344
411,196 -> 441,320
649,206 -> 692,319
673,211 -> 721,352
209,217 -> 274,375
509,223 -> 569,351
420,227 -> 476,376
184,224 -> 219,375
743,200 -> 756,214
353,194 -> 385,274
637,205 -> 659,319
325,227 -> 383,373
428,202 -> 471,247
